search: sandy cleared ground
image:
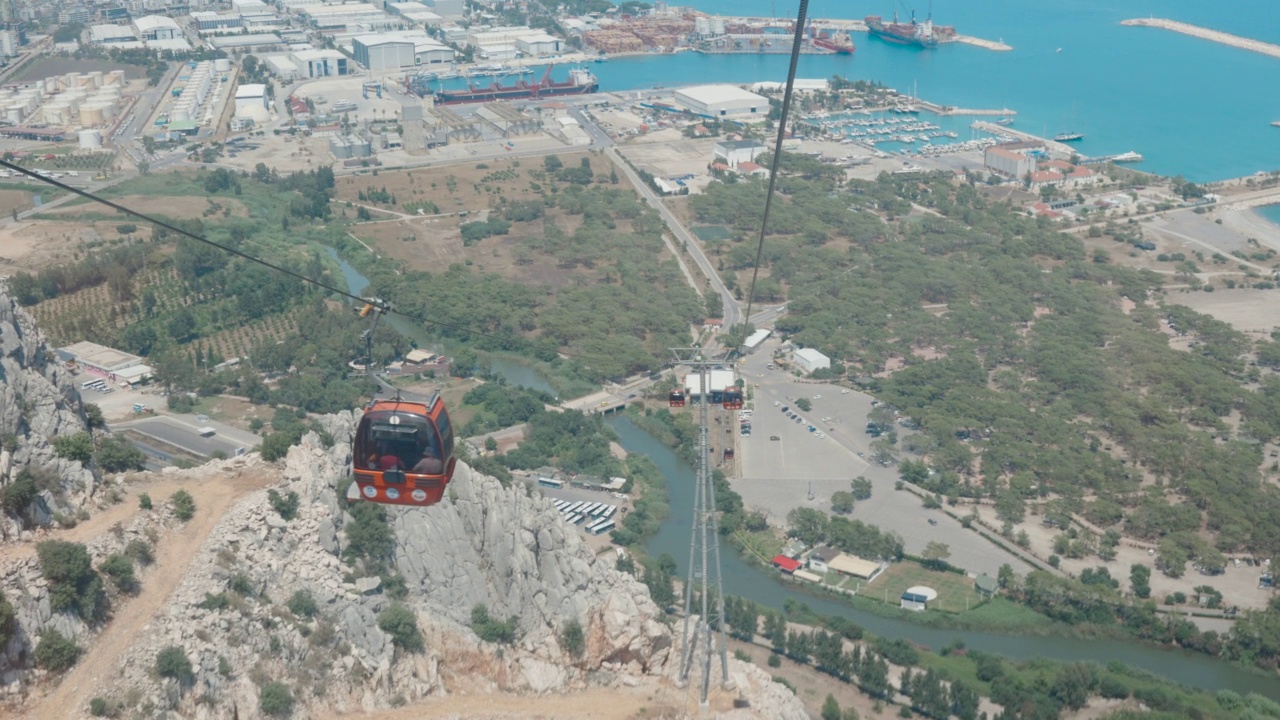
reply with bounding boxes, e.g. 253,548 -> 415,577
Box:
1166,287 -> 1280,335
1219,205 -> 1280,253
616,128 -> 717,193
0,219 -> 106,275
44,194 -> 249,221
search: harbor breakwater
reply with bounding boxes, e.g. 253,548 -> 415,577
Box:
1122,18 -> 1280,59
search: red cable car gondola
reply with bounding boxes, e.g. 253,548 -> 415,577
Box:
346,299 -> 456,507
350,394 -> 456,507
722,388 -> 744,410
669,389 -> 686,407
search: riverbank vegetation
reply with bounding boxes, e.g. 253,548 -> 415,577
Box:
727,594 -> 1278,720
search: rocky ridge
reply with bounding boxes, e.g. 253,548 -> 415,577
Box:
0,290 -> 99,539
70,413 -> 808,719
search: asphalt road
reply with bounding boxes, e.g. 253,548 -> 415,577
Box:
111,415 -> 258,460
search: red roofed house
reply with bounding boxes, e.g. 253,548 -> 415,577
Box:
736,161 -> 770,178
772,555 -> 801,574
1029,170 -> 1065,188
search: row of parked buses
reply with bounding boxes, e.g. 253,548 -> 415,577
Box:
553,498 -> 616,535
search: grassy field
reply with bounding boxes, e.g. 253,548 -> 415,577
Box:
692,224 -> 732,241
866,562 -> 982,614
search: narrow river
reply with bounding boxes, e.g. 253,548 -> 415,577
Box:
326,245 -> 1279,700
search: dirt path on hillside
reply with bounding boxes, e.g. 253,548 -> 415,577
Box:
320,683 -> 691,720
21,469 -> 274,720
0,472 -> 231,565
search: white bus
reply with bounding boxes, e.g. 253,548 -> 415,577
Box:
589,519 -> 615,535
566,501 -> 584,514
601,506 -> 616,520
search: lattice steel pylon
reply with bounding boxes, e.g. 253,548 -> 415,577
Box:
671,348 -> 734,705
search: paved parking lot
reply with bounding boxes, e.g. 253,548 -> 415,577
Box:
732,339 -> 1034,577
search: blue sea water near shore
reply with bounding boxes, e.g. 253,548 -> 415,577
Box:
1260,203 -> 1280,228
439,0 -> 1280,182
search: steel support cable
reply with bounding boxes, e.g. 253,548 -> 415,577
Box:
741,0 -> 810,332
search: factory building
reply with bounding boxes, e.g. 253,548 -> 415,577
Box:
209,33 -> 284,50
673,84 -> 769,121
352,32 -> 453,69
516,32 -> 562,56
191,11 -> 243,31
388,2 -> 443,25
351,35 -> 414,70
234,83 -> 270,123
134,15 -> 180,40
89,24 -> 137,44
983,143 -> 1038,179
291,48 -> 348,77
423,0 -> 463,17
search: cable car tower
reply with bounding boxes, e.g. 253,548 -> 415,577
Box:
670,347 -> 734,705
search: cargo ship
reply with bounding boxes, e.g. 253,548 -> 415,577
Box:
811,28 -> 855,54
431,67 -> 599,105
865,10 -> 955,49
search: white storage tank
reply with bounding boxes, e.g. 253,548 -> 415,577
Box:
88,71 -> 104,88
711,17 -> 726,35
214,58 -> 231,72
695,17 -> 710,35
78,129 -> 103,149
105,70 -> 126,86
79,105 -> 104,126
5,106 -> 22,124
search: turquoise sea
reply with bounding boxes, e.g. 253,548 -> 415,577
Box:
570,0 -> 1280,182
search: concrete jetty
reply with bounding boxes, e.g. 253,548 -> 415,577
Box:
1121,18 -> 1280,60
954,35 -> 1013,51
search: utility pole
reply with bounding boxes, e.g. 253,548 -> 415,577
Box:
671,348 -> 733,705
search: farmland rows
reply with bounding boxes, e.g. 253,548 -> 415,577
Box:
28,266 -> 301,362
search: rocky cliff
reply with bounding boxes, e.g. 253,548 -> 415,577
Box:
40,414 -> 808,719
0,291 -> 98,540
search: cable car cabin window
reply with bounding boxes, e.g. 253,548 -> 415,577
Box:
357,411 -> 444,477
434,405 -> 454,461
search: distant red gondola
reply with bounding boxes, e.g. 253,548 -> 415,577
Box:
722,388 -> 744,410
351,393 -> 456,507
669,389 -> 686,407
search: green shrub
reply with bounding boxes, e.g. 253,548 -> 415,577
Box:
1099,677 -> 1130,700
99,553 -> 137,593
53,432 -> 93,465
343,501 -> 393,572
34,629 -> 81,671
378,603 -> 423,652
197,592 -> 230,611
267,489 -> 299,521
287,589 -> 317,617
229,572 -> 255,597
560,619 -> 584,656
95,435 -> 146,472
138,493 -> 152,510
0,590 -> 13,649
259,681 -> 294,717
37,540 -> 107,622
767,653 -> 781,668
89,697 -> 109,716
470,603 -> 516,644
125,539 -> 153,566
171,490 -> 195,521
0,472 -> 37,515
155,645 -> 194,683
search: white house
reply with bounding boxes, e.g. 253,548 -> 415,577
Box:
713,139 -> 767,167
793,347 -> 830,374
